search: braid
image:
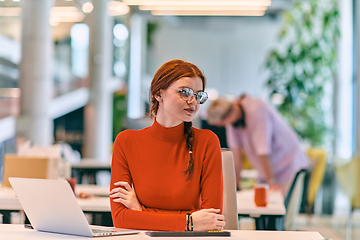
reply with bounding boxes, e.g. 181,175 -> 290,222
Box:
183,121 -> 194,181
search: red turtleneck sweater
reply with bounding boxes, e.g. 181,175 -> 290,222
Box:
110,120 -> 223,231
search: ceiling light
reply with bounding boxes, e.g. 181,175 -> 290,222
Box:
124,0 -> 271,7
50,7 -> 85,23
113,24 -> 129,41
150,10 -> 266,16
52,12 -> 85,22
139,5 -> 267,11
51,6 -> 79,13
107,1 -> 130,16
82,2 -> 93,13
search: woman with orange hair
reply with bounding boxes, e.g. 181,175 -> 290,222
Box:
109,59 -> 224,231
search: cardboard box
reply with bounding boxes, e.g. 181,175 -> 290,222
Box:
2,154 -> 59,187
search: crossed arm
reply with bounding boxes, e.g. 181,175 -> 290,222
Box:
109,181 -> 225,231
110,131 -> 226,231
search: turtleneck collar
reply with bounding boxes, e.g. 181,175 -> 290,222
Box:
148,119 -> 185,142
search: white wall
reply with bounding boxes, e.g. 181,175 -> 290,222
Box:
147,16 -> 282,99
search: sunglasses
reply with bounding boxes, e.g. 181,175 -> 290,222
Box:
168,87 -> 208,104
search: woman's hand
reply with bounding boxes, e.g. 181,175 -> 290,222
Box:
191,209 -> 225,231
109,181 -> 142,211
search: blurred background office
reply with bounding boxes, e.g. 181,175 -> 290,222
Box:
0,0 -> 359,239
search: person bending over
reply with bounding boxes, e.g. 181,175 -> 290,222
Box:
110,59 -> 225,231
207,95 -> 309,191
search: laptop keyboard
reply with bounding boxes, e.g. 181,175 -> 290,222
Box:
92,229 -> 117,233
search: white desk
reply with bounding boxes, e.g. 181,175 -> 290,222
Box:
71,159 -> 111,184
240,169 -> 258,179
237,189 -> 286,231
3,186 -> 286,216
2,186 -> 286,229
0,185 -> 110,212
75,184 -> 110,197
71,159 -> 111,169
2,187 -> 286,216
237,189 -> 286,216
3,186 -> 286,221
0,185 -> 111,225
0,224 -> 324,240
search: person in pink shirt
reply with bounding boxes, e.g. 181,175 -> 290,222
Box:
207,94 -> 309,191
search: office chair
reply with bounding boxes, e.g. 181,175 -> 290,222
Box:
221,149 -> 239,230
334,155 -> 360,236
254,169 -> 307,231
305,148 -> 327,213
284,169 -> 308,231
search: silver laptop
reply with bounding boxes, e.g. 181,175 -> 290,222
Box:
9,177 -> 140,237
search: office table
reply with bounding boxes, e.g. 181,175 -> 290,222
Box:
240,169 -> 258,179
2,185 -> 287,229
237,189 -> 286,230
0,185 -> 110,210
71,159 -> 111,184
0,185 -> 111,225
0,224 -> 324,240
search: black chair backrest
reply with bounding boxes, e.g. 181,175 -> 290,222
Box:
284,169 -> 308,209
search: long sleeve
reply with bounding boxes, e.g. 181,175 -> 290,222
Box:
199,131 -> 223,211
110,121 -> 223,231
110,132 -> 186,231
249,102 -> 272,156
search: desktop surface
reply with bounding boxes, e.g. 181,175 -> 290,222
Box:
0,224 -> 324,240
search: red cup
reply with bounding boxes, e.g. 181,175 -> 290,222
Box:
254,184 -> 268,207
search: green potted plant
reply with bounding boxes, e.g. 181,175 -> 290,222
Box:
265,0 -> 340,147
